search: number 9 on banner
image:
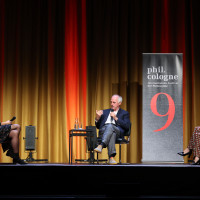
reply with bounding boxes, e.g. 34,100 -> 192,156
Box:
150,93 -> 175,132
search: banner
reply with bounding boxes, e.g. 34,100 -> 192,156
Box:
142,53 -> 183,162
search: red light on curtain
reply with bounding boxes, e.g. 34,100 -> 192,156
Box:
64,0 -> 87,160
65,0 -> 79,125
80,0 -> 87,129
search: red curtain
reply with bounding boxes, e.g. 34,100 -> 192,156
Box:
0,0 -> 200,163
65,0 -> 87,160
0,0 -> 87,162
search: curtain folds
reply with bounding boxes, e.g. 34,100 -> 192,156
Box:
0,0 -> 87,163
87,0 -> 200,163
0,0 -> 200,163
65,0 -> 87,162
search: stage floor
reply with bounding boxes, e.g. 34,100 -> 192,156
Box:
0,162 -> 198,167
0,162 -> 199,199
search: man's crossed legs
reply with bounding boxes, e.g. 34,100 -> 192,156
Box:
94,124 -> 120,164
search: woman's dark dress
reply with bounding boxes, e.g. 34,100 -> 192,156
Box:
0,124 -> 13,155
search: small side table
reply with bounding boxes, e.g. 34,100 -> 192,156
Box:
69,129 -> 93,164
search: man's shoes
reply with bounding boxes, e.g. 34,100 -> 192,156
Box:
94,145 -> 102,153
108,157 -> 117,165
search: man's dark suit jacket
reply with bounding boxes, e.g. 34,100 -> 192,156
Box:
95,108 -> 131,137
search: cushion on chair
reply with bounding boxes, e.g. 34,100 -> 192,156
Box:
97,136 -> 129,145
116,137 -> 129,144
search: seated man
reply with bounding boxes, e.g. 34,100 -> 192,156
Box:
94,94 -> 131,164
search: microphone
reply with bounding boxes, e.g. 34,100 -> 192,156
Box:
10,116 -> 16,122
110,109 -> 114,121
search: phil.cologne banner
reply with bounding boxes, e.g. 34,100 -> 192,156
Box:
142,53 -> 183,162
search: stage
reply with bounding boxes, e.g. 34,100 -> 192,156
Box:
0,162 -> 199,199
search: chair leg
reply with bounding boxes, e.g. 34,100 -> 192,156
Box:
119,143 -> 122,164
97,152 -> 99,164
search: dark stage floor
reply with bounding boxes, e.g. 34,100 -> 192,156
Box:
0,162 -> 199,199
